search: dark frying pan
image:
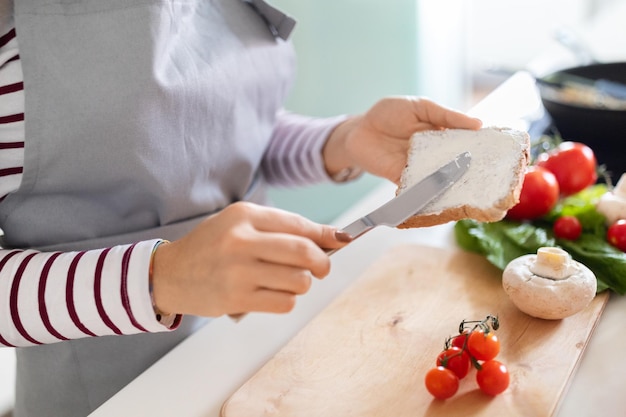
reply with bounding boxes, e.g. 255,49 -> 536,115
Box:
538,62 -> 626,179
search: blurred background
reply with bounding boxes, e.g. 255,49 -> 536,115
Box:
268,0 -> 626,223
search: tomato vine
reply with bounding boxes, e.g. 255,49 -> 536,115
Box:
425,315 -> 509,399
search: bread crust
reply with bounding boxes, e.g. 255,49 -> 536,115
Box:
397,127 -> 530,229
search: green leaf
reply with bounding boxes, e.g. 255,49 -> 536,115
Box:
558,234 -> 626,294
546,184 -> 609,236
455,220 -> 554,270
455,212 -> 626,295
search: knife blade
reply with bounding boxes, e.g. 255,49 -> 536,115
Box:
326,151 -> 471,254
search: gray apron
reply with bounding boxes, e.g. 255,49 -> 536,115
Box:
7,0 -> 295,415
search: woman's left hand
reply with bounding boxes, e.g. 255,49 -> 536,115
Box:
322,96 -> 482,184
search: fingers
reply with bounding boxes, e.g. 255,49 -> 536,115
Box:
242,231 -> 331,278
243,207 -> 354,277
235,202 -> 351,252
241,289 -> 298,314
254,263 -> 313,294
221,263 -> 313,315
411,97 -> 482,130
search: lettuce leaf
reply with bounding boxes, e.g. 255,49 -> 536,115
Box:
455,220 -> 554,270
454,184 -> 626,294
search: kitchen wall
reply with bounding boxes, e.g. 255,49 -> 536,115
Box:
270,0 -> 421,116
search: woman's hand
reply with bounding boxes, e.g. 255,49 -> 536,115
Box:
323,96 -> 483,184
150,202 -> 350,317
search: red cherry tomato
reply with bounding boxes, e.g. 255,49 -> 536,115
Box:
451,330 -> 470,350
467,330 -> 500,361
536,141 -> 597,196
553,215 -> 582,240
607,220 -> 626,252
476,360 -> 510,396
425,366 -> 459,400
436,347 -> 471,379
506,166 -> 560,221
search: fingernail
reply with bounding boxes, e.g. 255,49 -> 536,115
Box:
335,230 -> 353,242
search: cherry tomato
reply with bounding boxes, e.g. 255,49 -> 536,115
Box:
506,166 -> 559,221
436,347 -> 471,379
476,360 -> 510,396
467,330 -> 500,361
607,220 -> 626,252
553,215 -> 582,240
536,141 -> 597,196
425,366 -> 459,400
451,330 -> 470,350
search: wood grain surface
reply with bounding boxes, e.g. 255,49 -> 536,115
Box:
221,244 -> 609,417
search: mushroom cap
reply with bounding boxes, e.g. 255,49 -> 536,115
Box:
502,253 -> 597,320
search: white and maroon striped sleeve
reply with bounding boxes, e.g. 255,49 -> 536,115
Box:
0,239 -> 181,347
261,110 -> 348,187
0,26 -> 24,202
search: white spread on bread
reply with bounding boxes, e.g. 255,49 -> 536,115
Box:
502,247 -> 597,320
396,127 -> 530,228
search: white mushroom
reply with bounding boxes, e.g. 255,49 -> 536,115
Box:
596,173 -> 626,225
502,247 -> 597,320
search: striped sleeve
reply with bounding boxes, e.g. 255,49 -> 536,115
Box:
261,110 -> 348,187
0,26 -> 24,202
0,239 -> 181,347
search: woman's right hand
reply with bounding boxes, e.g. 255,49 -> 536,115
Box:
150,202 -> 350,317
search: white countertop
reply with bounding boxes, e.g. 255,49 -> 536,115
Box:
90,73 -> 626,417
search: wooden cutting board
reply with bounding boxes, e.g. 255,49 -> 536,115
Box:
221,244 -> 609,417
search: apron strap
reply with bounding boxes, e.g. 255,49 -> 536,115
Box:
245,0 -> 296,40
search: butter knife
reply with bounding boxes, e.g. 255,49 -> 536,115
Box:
326,151 -> 471,254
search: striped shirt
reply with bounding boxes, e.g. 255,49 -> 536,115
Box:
0,4 -> 343,347
0,14 -> 22,203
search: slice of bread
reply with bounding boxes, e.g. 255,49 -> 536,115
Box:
397,126 -> 530,228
